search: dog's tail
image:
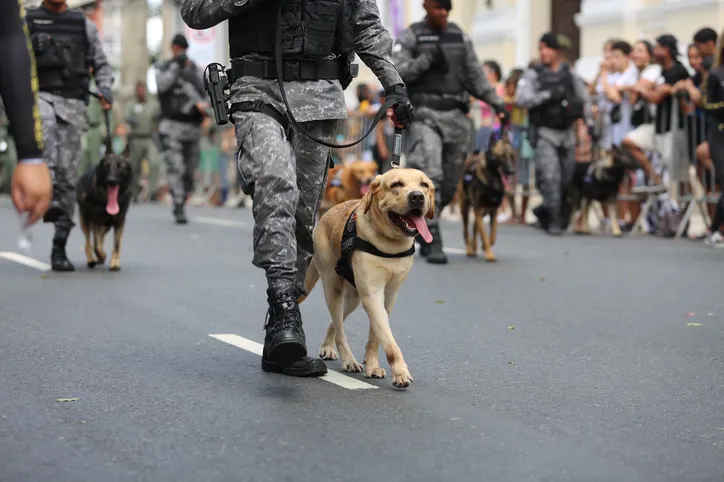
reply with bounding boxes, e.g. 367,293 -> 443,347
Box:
297,257 -> 320,304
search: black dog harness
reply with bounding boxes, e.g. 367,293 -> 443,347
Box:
335,209 -> 416,288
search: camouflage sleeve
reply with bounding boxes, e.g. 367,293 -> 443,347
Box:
85,18 -> 114,93
155,61 -> 181,95
181,0 -> 269,29
391,28 -> 431,85
350,0 -> 402,89
460,34 -> 503,111
515,68 -> 551,109
573,74 -> 593,126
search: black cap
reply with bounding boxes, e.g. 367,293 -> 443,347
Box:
171,34 -> 189,49
655,34 -> 679,58
432,0 -> 452,10
539,32 -> 561,50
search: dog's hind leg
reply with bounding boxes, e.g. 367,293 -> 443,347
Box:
475,210 -> 496,262
608,199 -> 622,237
80,216 -> 97,268
109,223 -> 124,271
92,226 -> 109,265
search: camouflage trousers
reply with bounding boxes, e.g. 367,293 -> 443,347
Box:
405,109 -> 473,227
40,101 -> 84,237
534,135 -> 576,214
160,129 -> 200,205
233,110 -> 336,294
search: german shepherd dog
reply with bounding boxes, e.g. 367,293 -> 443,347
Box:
569,145 -> 637,237
77,123 -> 134,271
457,132 -> 516,262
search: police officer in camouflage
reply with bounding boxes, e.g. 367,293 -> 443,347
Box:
26,0 -> 114,271
155,34 -> 208,224
516,33 -> 592,235
181,0 -> 415,377
392,0 -> 509,264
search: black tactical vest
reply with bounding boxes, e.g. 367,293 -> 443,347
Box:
528,64 -> 583,130
408,22 -> 467,100
158,60 -> 205,125
26,6 -> 89,101
228,0 -> 347,59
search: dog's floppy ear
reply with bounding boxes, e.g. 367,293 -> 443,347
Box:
362,175 -> 382,214
425,184 -> 435,220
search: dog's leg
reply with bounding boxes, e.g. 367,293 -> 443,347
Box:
364,277 -> 404,380
320,277 -> 362,372
490,208 -> 498,246
461,196 -> 476,257
608,199 -> 622,237
92,226 -> 108,265
361,287 -> 412,388
109,223 -> 124,271
576,199 -> 591,234
80,216 -> 97,268
475,210 -> 496,262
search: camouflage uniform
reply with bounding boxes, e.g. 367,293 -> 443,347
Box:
124,95 -> 161,198
26,6 -> 114,270
181,0 -> 408,377
154,57 -> 205,221
392,20 -> 504,263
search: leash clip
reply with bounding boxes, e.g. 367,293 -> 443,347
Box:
390,127 -> 403,169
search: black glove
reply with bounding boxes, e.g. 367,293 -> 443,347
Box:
97,86 -> 113,105
495,106 -> 511,125
548,84 -> 566,101
385,84 -> 415,128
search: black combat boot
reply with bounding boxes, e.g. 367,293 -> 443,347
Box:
50,235 -> 75,272
426,224 -> 448,264
261,287 -> 327,377
418,235 -> 431,257
547,209 -> 563,236
173,203 -> 188,224
532,204 -> 549,230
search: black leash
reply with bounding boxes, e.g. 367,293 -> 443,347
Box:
273,5 -> 401,151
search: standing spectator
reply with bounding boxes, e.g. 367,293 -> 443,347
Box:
476,60 -> 505,153
503,69 -> 530,223
693,27 -> 718,67
623,35 -> 689,188
590,39 -> 619,148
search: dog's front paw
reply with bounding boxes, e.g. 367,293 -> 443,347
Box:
341,358 -> 364,373
465,244 -> 477,257
109,255 -> 121,271
484,251 -> 497,263
87,260 -> 98,269
94,250 -> 106,265
364,365 -> 386,379
392,367 -> 413,389
319,345 -> 338,360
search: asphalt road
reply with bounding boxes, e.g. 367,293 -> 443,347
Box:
1,199 -> 722,482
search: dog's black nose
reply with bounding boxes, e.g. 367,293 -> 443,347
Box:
408,191 -> 425,206
106,178 -> 118,187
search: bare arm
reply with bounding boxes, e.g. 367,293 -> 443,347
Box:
460,35 -> 503,110
390,28 -> 431,86
181,0 -> 270,30
350,0 -> 402,89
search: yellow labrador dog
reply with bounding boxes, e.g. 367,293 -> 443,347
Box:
300,169 -> 434,388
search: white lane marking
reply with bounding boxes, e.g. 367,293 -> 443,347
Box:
0,252 -> 51,271
209,334 -> 378,390
193,217 -> 247,227
443,247 -> 466,255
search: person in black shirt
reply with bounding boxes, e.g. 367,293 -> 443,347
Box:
623,34 -> 689,187
1,0 -> 52,225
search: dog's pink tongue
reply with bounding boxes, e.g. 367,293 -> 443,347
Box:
360,184 -> 370,195
106,186 -> 120,215
410,216 -> 433,243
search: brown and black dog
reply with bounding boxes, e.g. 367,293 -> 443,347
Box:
319,160 -> 378,216
457,134 -> 516,262
76,145 -> 134,271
